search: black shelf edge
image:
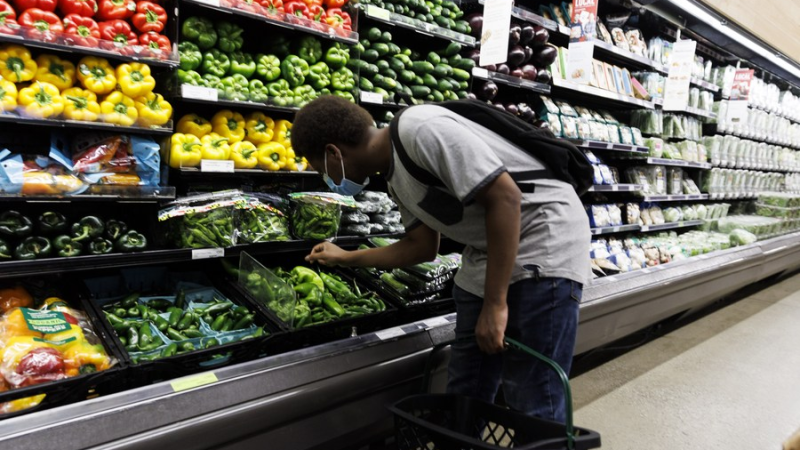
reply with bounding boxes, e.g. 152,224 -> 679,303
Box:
639,219 -> 704,232
569,139 -> 649,153
590,224 -> 641,235
471,68 -> 551,94
0,187 -> 177,202
644,157 -> 713,169
705,124 -> 800,151
641,194 -> 710,202
587,184 -> 643,192
0,113 -> 173,136
176,167 -> 319,176
359,4 -> 476,47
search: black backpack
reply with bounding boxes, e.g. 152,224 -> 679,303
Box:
389,99 -> 594,196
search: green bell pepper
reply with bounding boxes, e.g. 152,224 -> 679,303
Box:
14,236 -> 51,260
294,284 -> 322,307
202,49 -> 231,78
115,230 -> 147,252
307,62 -> 330,90
295,36 -> 322,64
0,238 -> 10,259
89,238 -> 114,255
230,51 -> 256,78
215,21 -> 244,53
203,73 -> 223,90
53,235 -> 83,257
178,69 -> 204,86
266,78 -> 290,97
331,67 -> 355,91
280,55 -> 309,88
324,44 -> 350,70
70,216 -> 104,242
333,90 -> 355,102
293,85 -> 318,108
105,219 -> 127,241
38,211 -> 67,235
220,76 -> 250,101
178,42 -> 202,71
181,17 -> 217,50
290,266 -> 325,291
248,79 -> 270,102
0,211 -> 32,238
255,54 -> 281,81
270,35 -> 291,58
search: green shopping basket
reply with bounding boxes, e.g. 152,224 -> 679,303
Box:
388,337 -> 601,450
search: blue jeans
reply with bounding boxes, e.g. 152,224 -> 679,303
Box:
446,277 -> 581,423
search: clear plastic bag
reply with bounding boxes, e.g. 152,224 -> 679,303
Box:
289,193 -> 355,240
235,195 -> 291,244
158,191 -> 243,249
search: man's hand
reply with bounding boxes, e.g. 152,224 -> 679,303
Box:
475,301 -> 508,354
305,242 -> 351,266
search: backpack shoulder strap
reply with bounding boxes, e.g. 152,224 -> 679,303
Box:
388,107 -> 445,188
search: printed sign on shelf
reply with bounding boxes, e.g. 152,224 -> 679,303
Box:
727,69 -> 754,124
662,39 -> 697,111
479,0 -> 513,67
569,0 -> 598,42
565,40 -> 594,85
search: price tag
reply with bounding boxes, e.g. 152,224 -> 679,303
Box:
193,0 -> 220,6
375,327 -> 406,341
678,221 -> 685,227
171,372 -> 218,392
367,5 -> 391,20
422,316 -> 450,328
360,91 -> 384,104
472,67 -> 489,79
611,185 -> 619,191
201,159 -> 234,173
192,248 -> 224,260
640,225 -> 650,232
612,226 -> 620,232
182,84 -> 218,101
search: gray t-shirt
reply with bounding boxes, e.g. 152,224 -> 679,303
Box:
386,104 -> 591,297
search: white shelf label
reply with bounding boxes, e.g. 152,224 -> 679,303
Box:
472,67 -> 489,79
194,0 -> 220,6
422,316 -> 450,328
360,91 -> 384,104
375,327 -> 406,341
192,248 -> 224,260
182,84 -> 218,101
201,159 -> 234,173
367,5 -> 391,20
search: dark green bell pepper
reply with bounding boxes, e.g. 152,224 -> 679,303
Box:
178,41 -> 203,71
255,54 -> 281,81
248,79 -> 270,102
0,238 -> 10,259
0,211 -> 32,238
307,62 -> 330,90
295,36 -> 322,64
331,67 -> 355,91
71,216 -> 104,242
115,230 -> 147,252
230,51 -> 256,78
89,238 -> 114,255
53,235 -> 83,257
333,90 -> 355,102
14,236 -> 51,260
181,16 -> 217,50
220,76 -> 250,101
270,34 -> 291,58
280,55 -> 309,88
293,85 -> 318,108
38,211 -> 67,235
202,49 -> 231,78
215,21 -> 244,53
324,44 -> 350,70
178,69 -> 204,86
105,219 -> 127,241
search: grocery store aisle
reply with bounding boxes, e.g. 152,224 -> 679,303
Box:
572,272 -> 800,449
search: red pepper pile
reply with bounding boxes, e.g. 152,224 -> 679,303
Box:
0,0 -> 171,56
223,0 -> 352,35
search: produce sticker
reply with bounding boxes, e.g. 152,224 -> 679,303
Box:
21,309 -> 71,334
570,0 -> 598,42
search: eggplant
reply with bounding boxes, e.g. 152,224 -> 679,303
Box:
522,46 -> 533,64
518,103 -> 536,122
532,120 -> 550,129
531,26 -> 549,48
535,68 -> 552,84
496,64 -> 511,75
466,13 -> 483,38
519,64 -> 538,80
476,81 -> 498,101
520,24 -> 535,45
483,64 -> 496,72
511,69 -> 524,78
468,48 -> 481,65
505,103 -> 520,116
509,24 -> 521,45
492,101 -> 506,112
507,45 -> 526,67
466,92 -> 477,100
533,45 -> 558,68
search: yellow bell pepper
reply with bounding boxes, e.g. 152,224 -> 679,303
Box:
244,112 -> 275,144
76,56 -> 116,95
177,113 -> 212,138
2,395 -> 46,413
211,110 -> 246,143
230,141 -> 258,169
116,63 -> 156,98
257,142 -> 287,171
0,308 -> 42,340
61,87 -> 100,122
0,79 -> 17,112
201,133 -> 231,160
283,148 -> 308,172
169,133 -> 202,168
134,92 -> 172,127
44,324 -> 86,351
34,55 -> 76,91
63,342 -> 111,377
17,82 -> 64,119
100,91 -> 138,126
0,44 -> 37,83
1,336 -> 53,369
272,119 -> 292,148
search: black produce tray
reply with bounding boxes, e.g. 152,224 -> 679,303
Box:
79,265 -> 287,386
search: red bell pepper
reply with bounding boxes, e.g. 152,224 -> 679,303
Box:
307,4 -> 325,21
323,0 -> 344,7
58,0 -> 97,17
18,8 -> 63,41
300,0 -> 320,7
98,18 -> 136,45
96,0 -> 134,20
12,0 -> 57,12
324,7 -> 350,30
63,13 -> 99,46
16,347 -> 66,387
0,1 -> 17,35
284,0 -> 308,18
131,1 -> 165,33
257,0 -> 282,14
138,31 -> 169,51
232,0 -> 259,13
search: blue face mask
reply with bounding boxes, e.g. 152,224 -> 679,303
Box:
323,156 -> 369,196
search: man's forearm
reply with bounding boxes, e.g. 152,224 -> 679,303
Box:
347,234 -> 439,269
483,195 -> 521,305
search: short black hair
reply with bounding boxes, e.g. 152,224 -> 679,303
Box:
291,96 -> 374,159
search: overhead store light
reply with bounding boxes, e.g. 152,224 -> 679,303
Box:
666,0 -> 800,81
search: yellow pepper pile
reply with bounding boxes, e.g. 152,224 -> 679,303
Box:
170,111 -> 308,172
0,44 -> 172,128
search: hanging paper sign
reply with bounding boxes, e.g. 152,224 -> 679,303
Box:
662,39 -> 696,111
726,69 -> 754,124
569,0 -> 598,42
478,0 -> 513,67
565,40 -> 594,85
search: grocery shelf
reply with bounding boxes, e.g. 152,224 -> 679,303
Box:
359,91 -> 408,108
176,84 -> 301,113
471,68 -> 551,94
587,184 -> 643,192
708,193 -> 759,200
0,112 -> 173,136
569,139 -> 649,153
651,99 -> 717,119
0,28 -> 178,68
552,77 -> 655,109
359,4 -> 476,47
639,219 -> 704,232
590,40 -> 665,73
0,186 -> 177,202
747,102 -> 800,124
641,194 -> 710,202
704,124 -> 800,150
690,77 -> 720,92
183,0 -> 359,44
590,224 -> 641,235
644,157 -> 713,169
709,164 -> 800,174
177,167 -> 319,176
476,0 -> 558,30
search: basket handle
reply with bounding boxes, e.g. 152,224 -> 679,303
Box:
421,336 -> 576,450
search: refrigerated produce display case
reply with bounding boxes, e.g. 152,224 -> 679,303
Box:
0,0 -> 799,447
